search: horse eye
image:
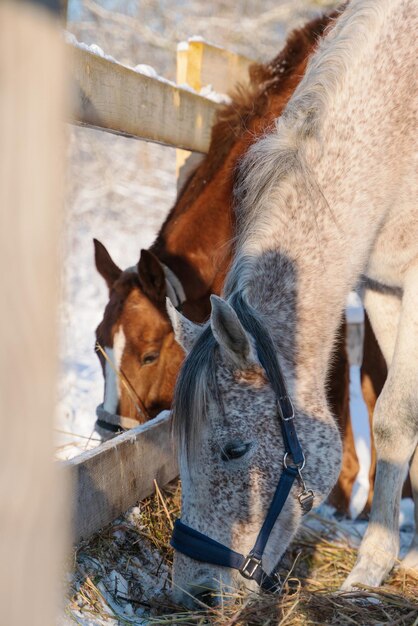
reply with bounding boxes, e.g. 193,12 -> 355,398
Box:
221,443 -> 251,462
142,352 -> 159,366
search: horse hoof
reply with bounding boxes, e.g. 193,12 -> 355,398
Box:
341,560 -> 391,591
400,544 -> 418,574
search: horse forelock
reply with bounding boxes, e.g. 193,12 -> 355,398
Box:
173,292 -> 290,461
172,323 -> 217,461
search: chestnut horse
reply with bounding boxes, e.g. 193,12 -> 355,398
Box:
94,12 -> 386,513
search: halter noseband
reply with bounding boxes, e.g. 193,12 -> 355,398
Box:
171,338 -> 314,593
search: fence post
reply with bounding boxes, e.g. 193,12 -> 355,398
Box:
0,2 -> 68,624
176,42 -> 206,190
176,40 -> 254,191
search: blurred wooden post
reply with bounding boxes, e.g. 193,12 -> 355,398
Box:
0,2 -> 68,625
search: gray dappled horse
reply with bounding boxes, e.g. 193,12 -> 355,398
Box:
168,0 -> 418,605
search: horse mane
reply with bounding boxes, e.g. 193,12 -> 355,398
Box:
229,1 -> 383,295
209,8 -> 342,162
153,9 -> 341,243
173,292 -> 290,459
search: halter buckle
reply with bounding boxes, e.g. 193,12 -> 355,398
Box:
296,466 -> 314,513
240,554 -> 262,580
278,396 -> 295,421
298,489 -> 315,513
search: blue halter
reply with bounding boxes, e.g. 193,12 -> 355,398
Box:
171,374 -> 314,593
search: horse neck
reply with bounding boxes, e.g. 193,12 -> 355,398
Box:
151,14 -> 335,313
230,0 -> 414,406
151,149 -> 236,311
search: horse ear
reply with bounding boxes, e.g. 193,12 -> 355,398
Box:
210,295 -> 254,368
137,249 -> 166,301
93,238 -> 122,290
166,298 -> 200,354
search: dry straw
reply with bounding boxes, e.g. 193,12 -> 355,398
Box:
68,481 -> 418,626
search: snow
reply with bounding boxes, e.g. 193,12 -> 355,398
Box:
132,63 -> 158,78
133,64 -> 175,85
108,570 -> 129,599
187,35 -> 223,48
346,290 -> 365,324
348,364 -> 372,519
68,505 -> 172,625
315,499 -> 415,557
56,129 -> 177,459
188,35 -> 206,42
200,84 -> 232,104
176,41 -> 189,52
65,31 -> 118,64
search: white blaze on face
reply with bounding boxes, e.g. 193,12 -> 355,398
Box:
103,326 -> 126,414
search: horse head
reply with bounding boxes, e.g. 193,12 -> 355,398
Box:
169,294 -> 341,606
94,238 -> 184,434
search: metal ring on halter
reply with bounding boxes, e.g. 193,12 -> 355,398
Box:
283,451 -> 305,471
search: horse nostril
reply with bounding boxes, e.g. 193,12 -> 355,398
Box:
195,589 -> 218,607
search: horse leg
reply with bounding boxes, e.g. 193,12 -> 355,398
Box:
342,282 -> 418,589
401,447 -> 418,571
361,315 -> 412,512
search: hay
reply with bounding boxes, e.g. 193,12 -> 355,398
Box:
66,481 -> 417,625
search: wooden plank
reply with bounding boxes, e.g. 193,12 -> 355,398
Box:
63,411 -> 178,543
69,45 -> 220,152
0,2 -> 68,625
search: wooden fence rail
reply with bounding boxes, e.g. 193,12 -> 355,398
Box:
64,412 -> 177,543
70,45 -> 219,152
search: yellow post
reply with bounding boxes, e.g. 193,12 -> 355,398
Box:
176,42 -> 205,190
175,39 -> 255,192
